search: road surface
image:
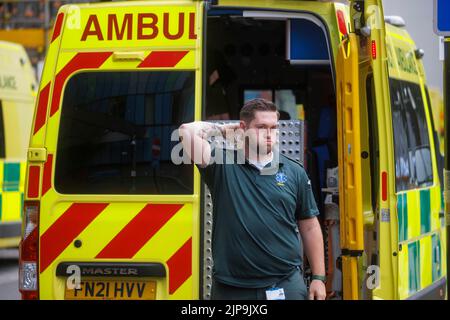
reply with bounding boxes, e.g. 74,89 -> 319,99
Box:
0,249 -> 20,300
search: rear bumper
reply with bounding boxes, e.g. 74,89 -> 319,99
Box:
56,262 -> 166,278
0,221 -> 21,239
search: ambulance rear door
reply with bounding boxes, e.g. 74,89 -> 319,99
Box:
337,0 -> 395,299
29,0 -> 205,300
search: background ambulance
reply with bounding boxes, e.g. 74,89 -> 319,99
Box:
19,0 -> 446,300
0,41 -> 37,250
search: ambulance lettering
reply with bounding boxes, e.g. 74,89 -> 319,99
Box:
81,12 -> 197,41
395,46 -> 418,75
109,14 -> 132,40
0,74 -> 17,90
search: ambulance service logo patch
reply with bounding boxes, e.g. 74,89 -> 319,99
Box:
275,172 -> 287,186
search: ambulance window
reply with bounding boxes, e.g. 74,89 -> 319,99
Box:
390,79 -> 433,191
55,71 -> 195,195
0,101 -> 4,158
424,86 -> 444,186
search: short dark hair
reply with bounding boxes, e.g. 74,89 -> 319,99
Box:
239,98 -> 280,123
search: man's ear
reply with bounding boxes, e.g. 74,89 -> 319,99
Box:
239,121 -> 246,130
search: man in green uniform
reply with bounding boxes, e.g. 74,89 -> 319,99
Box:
179,99 -> 326,300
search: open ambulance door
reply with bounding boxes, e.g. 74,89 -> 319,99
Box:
337,0 -> 393,300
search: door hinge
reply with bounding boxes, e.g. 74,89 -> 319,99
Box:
28,148 -> 47,163
341,249 -> 364,257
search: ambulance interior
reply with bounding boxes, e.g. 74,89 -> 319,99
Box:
205,11 -> 342,298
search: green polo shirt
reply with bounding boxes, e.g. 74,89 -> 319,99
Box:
197,148 -> 319,288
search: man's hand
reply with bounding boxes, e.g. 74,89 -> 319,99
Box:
308,280 -> 326,300
179,122 -> 242,168
199,123 -> 240,140
218,123 -> 241,137
179,122 -> 216,167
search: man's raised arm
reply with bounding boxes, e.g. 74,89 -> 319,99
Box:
178,122 -> 218,168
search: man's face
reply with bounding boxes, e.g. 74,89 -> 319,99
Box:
241,111 -> 278,155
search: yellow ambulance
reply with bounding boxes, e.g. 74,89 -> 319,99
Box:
0,41 -> 37,249
20,0 -> 447,300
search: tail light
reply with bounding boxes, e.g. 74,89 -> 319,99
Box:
19,201 -> 40,300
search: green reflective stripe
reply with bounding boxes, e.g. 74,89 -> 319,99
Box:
398,194 -> 408,242
432,234 -> 442,281
3,162 -> 20,192
20,192 -> 24,221
408,241 -> 421,294
420,189 -> 431,234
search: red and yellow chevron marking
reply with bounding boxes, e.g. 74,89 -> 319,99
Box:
39,201 -> 195,299
167,238 -> 192,295
33,154 -> 194,297
96,204 -> 183,259
25,152 -> 52,200
50,52 -> 113,117
40,203 -> 109,273
41,154 -> 53,197
31,49 -> 194,141
27,166 -> 41,198
50,13 -> 64,43
33,83 -> 51,135
138,50 -> 189,68
30,154 -> 196,299
29,8 -> 65,147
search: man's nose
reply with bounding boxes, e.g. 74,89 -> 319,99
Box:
261,130 -> 270,138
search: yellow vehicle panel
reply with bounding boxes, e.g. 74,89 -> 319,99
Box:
0,41 -> 36,249
27,0 -> 203,299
